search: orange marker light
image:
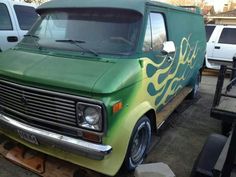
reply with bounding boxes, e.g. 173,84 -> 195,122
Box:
83,132 -> 101,143
113,102 -> 123,113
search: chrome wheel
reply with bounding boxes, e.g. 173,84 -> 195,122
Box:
130,122 -> 149,163
126,116 -> 151,170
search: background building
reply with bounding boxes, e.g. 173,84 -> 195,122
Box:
223,0 -> 236,11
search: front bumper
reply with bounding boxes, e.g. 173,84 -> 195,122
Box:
0,113 -> 112,160
205,58 -> 232,70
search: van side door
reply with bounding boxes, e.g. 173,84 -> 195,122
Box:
143,9 -> 176,109
212,26 -> 236,62
0,1 -> 19,51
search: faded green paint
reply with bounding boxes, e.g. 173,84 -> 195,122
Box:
36,0 -> 200,16
0,0 -> 206,176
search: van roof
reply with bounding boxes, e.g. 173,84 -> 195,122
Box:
36,0 -> 201,15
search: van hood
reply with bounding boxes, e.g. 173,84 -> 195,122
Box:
0,50 -> 141,96
0,50 -> 116,96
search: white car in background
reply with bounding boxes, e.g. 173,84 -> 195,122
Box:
205,24 -> 236,69
0,0 -> 38,52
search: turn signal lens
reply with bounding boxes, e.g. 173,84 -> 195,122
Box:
83,132 -> 101,143
112,102 -> 123,113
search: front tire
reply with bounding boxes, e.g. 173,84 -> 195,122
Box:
125,116 -> 151,171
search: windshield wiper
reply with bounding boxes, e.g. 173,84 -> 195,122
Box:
55,39 -> 98,57
24,34 -> 39,39
24,34 -> 42,50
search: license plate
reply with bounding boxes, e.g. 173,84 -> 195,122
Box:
17,130 -> 39,145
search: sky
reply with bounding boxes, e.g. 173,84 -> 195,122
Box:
205,0 -> 227,12
157,0 -> 229,12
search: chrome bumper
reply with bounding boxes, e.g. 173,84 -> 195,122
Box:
0,114 -> 112,160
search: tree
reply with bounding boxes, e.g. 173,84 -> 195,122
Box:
166,0 -> 204,6
23,0 -> 46,5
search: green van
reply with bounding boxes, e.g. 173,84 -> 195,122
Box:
0,0 -> 206,176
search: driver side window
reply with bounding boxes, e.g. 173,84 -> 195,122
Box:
143,12 -> 167,52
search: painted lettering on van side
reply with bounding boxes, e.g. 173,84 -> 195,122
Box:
146,37 -> 200,107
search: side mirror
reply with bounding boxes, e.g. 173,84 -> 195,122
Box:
161,41 -> 176,55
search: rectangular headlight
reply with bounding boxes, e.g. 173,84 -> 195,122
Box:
76,102 -> 103,131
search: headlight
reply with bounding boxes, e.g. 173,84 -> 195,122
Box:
84,107 -> 100,125
77,102 -> 103,131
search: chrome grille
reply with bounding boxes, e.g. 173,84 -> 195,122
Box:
0,79 -> 80,135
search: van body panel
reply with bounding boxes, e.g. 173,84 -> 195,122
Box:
0,1 -> 206,176
0,50 -> 123,95
36,0 -> 196,16
140,5 -> 206,109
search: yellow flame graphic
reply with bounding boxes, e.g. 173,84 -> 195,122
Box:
145,36 -> 200,107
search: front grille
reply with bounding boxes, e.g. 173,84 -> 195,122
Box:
0,79 -> 82,137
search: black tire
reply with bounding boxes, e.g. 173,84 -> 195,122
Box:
124,116 -> 151,171
221,121 -> 232,136
188,71 -> 201,99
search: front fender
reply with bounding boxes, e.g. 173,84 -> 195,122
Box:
103,101 -> 154,174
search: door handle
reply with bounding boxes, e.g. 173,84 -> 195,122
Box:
7,36 -> 18,42
215,46 -> 221,49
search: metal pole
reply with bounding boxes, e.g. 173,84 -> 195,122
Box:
231,54 -> 236,85
222,123 -> 236,177
213,65 -> 227,107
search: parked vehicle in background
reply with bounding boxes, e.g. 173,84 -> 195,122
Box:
0,0 -> 206,176
0,0 -> 38,52
205,24 -> 236,69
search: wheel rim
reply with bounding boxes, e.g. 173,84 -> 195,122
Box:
130,123 -> 149,164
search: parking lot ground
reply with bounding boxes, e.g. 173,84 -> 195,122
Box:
144,74 -> 221,177
0,75 -> 222,177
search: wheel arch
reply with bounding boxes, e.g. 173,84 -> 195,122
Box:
103,102 -> 156,174
145,109 -> 157,134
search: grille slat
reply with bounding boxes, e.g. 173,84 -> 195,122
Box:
0,83 -> 74,104
24,94 -> 75,108
0,92 -> 23,105
2,101 -> 25,113
4,106 -> 79,132
0,87 -> 22,97
26,110 -> 77,126
27,101 -> 75,115
24,90 -> 75,104
0,80 -> 78,132
0,83 -> 23,94
26,105 -> 76,120
0,93 -> 25,110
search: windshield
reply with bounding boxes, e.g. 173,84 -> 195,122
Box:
21,9 -> 142,56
